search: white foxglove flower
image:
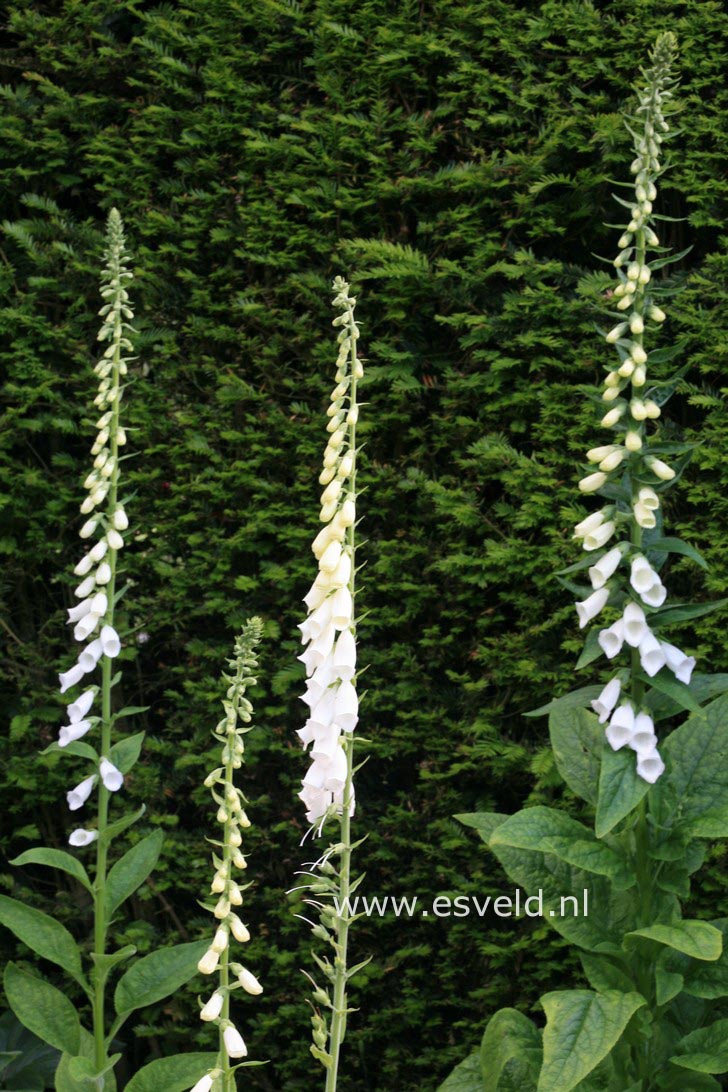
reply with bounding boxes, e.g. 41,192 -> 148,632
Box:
67,775 -> 97,811
636,748 -> 665,784
639,631 -> 666,677
630,712 -> 657,755
583,520 -> 616,552
606,704 -> 635,750
79,638 -> 104,673
633,501 -> 656,529
238,967 -> 263,995
112,506 -> 129,531
330,585 -> 353,628
223,1024 -> 248,1059
578,471 -> 607,493
229,914 -> 250,943
623,602 -> 648,647
588,547 -> 622,589
100,624 -> 121,658
59,663 -> 85,694
334,679 -> 359,731
68,828 -> 98,847
67,598 -> 93,624
74,553 -> 94,577
641,581 -> 666,607
75,575 -> 96,598
79,518 -> 98,539
95,561 -> 112,585
630,556 -> 657,595
574,511 -> 607,539
660,641 -> 696,684
575,587 -> 610,629
59,721 -> 92,747
197,947 -> 220,975
67,689 -> 94,723
647,456 -> 675,481
638,486 -> 660,510
190,1077 -> 214,1092
598,620 -> 625,660
74,613 -> 101,642
333,629 -> 356,681
591,678 -> 621,723
200,991 -> 224,1021
99,758 -> 123,792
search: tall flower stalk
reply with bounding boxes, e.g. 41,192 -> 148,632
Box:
194,618 -> 264,1092
574,32 -> 686,781
295,277 -> 364,1090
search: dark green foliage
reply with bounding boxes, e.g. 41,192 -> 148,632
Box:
0,1 -> 726,1089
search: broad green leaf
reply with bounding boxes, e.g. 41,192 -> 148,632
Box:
646,673 -> 728,723
638,669 -> 702,714
595,747 -> 649,838
55,1027 -> 117,1092
41,741 -> 97,762
655,962 -> 684,1005
113,705 -> 150,719
68,1053 -> 120,1083
4,963 -> 80,1057
480,1007 -> 541,1091
682,920 -> 728,999
124,1052 -> 221,1092
102,804 -> 146,844
0,895 -> 85,986
110,731 -> 145,775
436,1052 -> 483,1092
670,1019 -> 728,1074
527,687 -> 601,718
652,693 -> 728,836
647,536 -> 708,570
486,841 -> 634,955
91,944 -> 137,979
490,808 -> 632,888
114,939 -> 208,1018
579,952 -> 633,994
10,847 -> 92,894
687,807 -> 728,838
549,707 -> 603,806
538,989 -> 645,1092
626,920 -> 722,961
575,629 -> 603,670
651,598 -> 727,627
105,829 -> 164,917
456,813 -> 509,843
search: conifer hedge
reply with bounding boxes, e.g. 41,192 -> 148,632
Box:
0,1 -> 726,1088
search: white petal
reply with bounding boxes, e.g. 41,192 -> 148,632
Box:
591,678 -> 621,724
68,828 -> 98,847
333,629 -> 357,682
59,721 -> 91,747
99,758 -> 123,792
59,663 -> 85,694
78,639 -> 104,673
100,624 -> 120,658
67,775 -> 96,811
334,680 -> 358,732
67,689 -> 94,723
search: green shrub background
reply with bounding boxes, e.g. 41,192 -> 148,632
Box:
0,1 -> 726,1088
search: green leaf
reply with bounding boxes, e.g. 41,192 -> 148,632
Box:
124,1053 -> 222,1092
595,747 -> 649,838
91,944 -> 137,979
102,804 -> 146,844
105,830 -> 164,917
651,598 -> 728,627
686,806 -> 728,838
113,705 -> 150,719
575,629 -> 603,670
10,848 -> 93,894
538,989 -> 645,1092
638,669 -> 702,714
655,957 -> 684,1005
670,1020 -> 728,1074
647,536 -> 708,570
456,813 -> 510,843
436,1052 -> 484,1092
480,1007 -> 541,1090
109,731 -> 145,775
0,895 -> 85,986
114,940 -> 208,1018
626,920 -> 722,961
579,952 -> 634,994
41,740 -> 98,761
526,687 -> 601,719
55,1028 -> 117,1092
682,919 -> 728,1000
549,707 -> 603,806
489,808 -> 633,888
646,673 -> 728,723
4,963 -> 81,1057
652,692 -> 728,837
68,1053 -> 120,1083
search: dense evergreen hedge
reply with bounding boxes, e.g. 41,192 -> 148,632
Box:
0,1 -> 726,1088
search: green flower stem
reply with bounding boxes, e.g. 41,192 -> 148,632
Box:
325,297 -> 359,1092
92,218 -> 125,1081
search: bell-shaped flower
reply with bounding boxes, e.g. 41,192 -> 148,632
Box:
334,680 -> 359,731
310,690 -> 337,733
107,529 -> 124,550
330,585 -> 353,629
68,828 -> 98,847
660,641 -> 696,685
238,967 -> 263,995
99,757 -> 123,792
67,689 -> 94,723
74,553 -> 95,577
59,721 -> 92,747
331,551 -> 352,588
598,619 -> 625,660
333,629 -> 357,682
197,947 -> 221,975
74,612 -> 101,643
606,703 -> 635,750
575,587 -> 609,629
68,599 -> 93,624
588,547 -> 622,590
223,1024 -> 248,1059
623,602 -> 648,647
633,501 -> 656,529
319,540 -> 342,573
636,748 -> 665,784
89,591 -> 108,616
95,562 -> 112,585
583,520 -> 616,552
630,556 -> 657,595
303,573 -> 329,612
190,1076 -> 214,1092
630,712 -> 657,755
574,511 -> 607,539
306,624 -> 336,670
100,625 -> 120,658
639,631 -> 666,677
310,722 -> 341,762
306,597 -> 333,640
647,456 -> 675,481
67,774 -> 97,811
323,746 -> 348,790
75,575 -> 96,599
641,580 -> 666,608
200,991 -> 224,1022
578,471 -> 607,494
638,486 -> 660,510
79,638 -> 104,673
59,663 -> 85,694
591,677 -> 621,724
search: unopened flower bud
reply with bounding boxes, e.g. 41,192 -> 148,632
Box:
197,947 -> 220,975
200,990 -> 224,1022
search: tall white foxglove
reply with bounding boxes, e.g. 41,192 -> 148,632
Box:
196,619 -> 263,1091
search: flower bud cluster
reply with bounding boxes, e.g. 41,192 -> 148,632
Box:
62,210 -> 132,846
572,35 -> 685,784
196,619 -> 263,1074
297,277 -> 361,825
